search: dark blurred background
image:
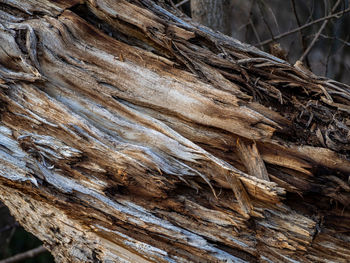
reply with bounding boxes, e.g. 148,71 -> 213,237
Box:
0,202 -> 54,262
176,0 -> 350,85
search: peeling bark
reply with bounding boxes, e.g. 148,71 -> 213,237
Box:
0,0 -> 350,262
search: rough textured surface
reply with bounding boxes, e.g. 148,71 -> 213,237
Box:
0,0 -> 350,262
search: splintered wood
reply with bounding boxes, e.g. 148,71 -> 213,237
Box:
0,0 -> 350,262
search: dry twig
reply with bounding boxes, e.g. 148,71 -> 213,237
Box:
298,0 -> 342,61
0,246 -> 47,263
175,0 -> 189,8
257,6 -> 350,46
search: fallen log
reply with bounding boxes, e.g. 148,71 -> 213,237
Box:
0,0 -> 349,262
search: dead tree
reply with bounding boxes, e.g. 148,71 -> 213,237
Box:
191,0 -> 232,35
0,0 -> 349,262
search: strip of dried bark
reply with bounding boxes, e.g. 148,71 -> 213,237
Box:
0,0 -> 349,262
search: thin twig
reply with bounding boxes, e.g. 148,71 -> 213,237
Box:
298,0 -> 342,61
4,227 -> 16,250
306,0 -> 316,24
257,0 -> 275,40
317,34 -> 350,47
323,0 -> 328,16
175,0 -> 189,8
0,223 -> 18,233
247,0 -> 263,50
324,36 -> 334,77
290,0 -> 302,35
264,0 -> 280,35
0,245 -> 47,263
290,0 -> 311,67
325,34 -> 349,77
256,7 -> 350,46
249,18 -> 262,49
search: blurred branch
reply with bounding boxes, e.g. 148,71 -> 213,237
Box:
0,223 -> 18,234
298,0 -> 342,61
175,0 -> 189,8
325,35 -> 334,77
256,6 -> 350,46
290,0 -> 310,67
265,0 -> 280,34
247,0 -> 263,49
257,0 -> 275,40
249,18 -> 262,49
0,245 -> 47,263
4,227 -> 16,251
318,34 -> 350,47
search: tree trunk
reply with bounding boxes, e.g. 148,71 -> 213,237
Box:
0,0 -> 350,262
191,0 -> 232,35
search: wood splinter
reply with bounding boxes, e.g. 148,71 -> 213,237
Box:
236,138 -> 270,182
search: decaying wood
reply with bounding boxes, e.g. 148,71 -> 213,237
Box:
0,0 -> 350,262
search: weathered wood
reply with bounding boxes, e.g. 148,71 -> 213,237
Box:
0,0 -> 350,262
